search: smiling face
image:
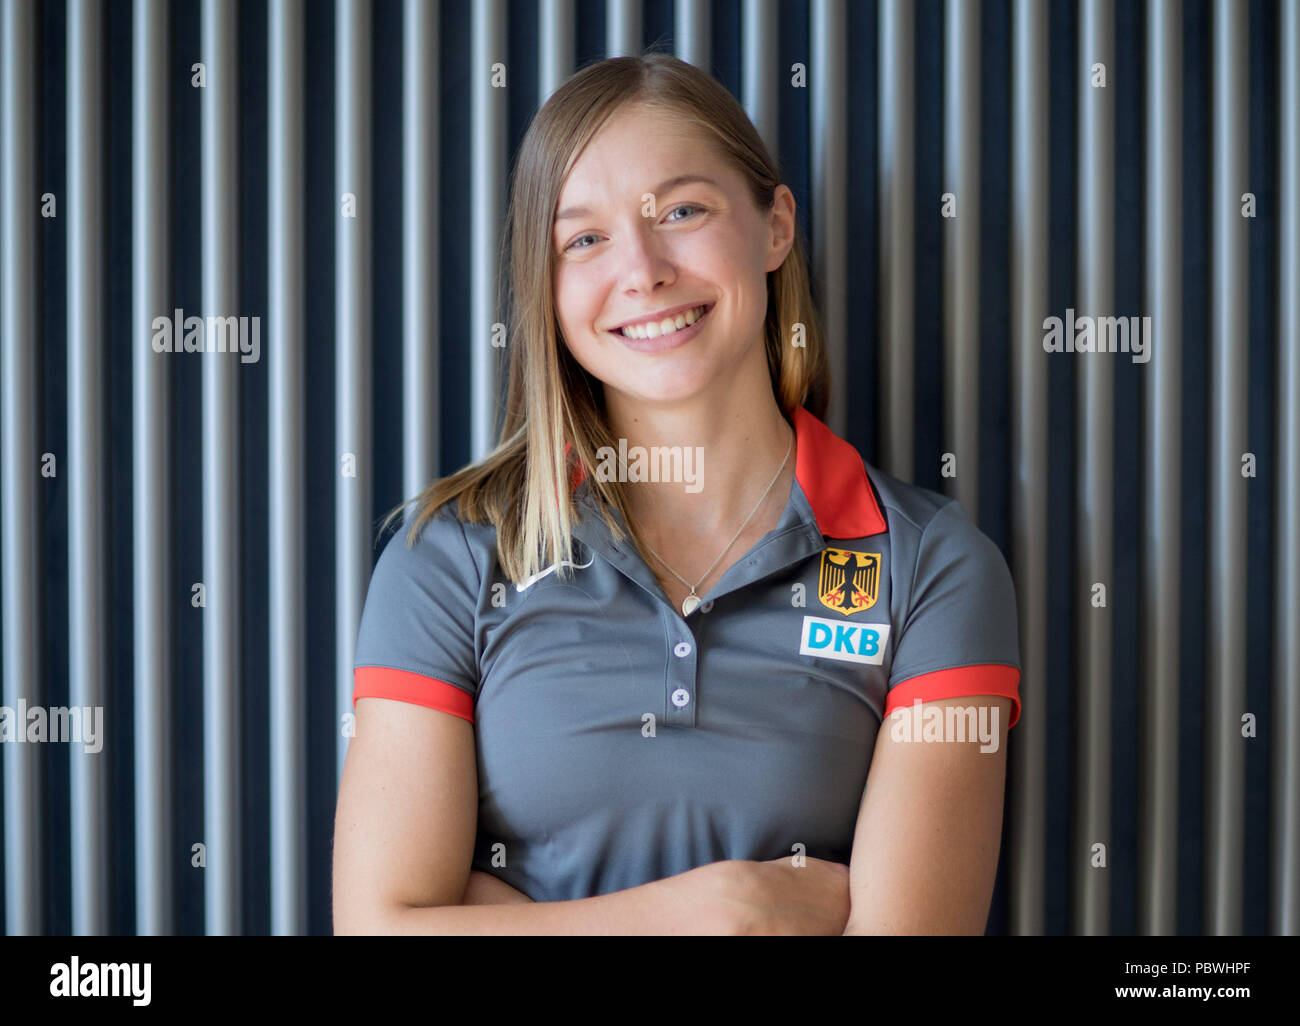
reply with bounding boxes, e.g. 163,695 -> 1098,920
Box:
551,103 -> 794,415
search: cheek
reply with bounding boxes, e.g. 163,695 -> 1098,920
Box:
554,272 -> 599,331
553,285 -> 604,363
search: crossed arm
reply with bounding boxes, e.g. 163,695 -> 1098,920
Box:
840,695 -> 1012,934
461,695 -> 1013,934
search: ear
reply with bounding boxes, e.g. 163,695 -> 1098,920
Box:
766,185 -> 797,272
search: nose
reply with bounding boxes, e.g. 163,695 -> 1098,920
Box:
617,221 -> 676,296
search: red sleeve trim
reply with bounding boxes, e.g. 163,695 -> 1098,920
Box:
884,664 -> 1021,729
353,666 -> 475,724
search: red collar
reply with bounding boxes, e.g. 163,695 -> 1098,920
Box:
790,406 -> 887,538
567,405 -> 887,539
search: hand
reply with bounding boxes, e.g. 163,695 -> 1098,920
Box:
460,870 -> 535,905
714,855 -> 852,936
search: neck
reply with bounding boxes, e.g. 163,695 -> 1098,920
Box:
604,388 -> 795,538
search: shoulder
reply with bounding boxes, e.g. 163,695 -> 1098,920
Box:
862,461 -> 1014,599
373,497 -> 497,589
355,498 -> 488,702
862,463 -> 956,540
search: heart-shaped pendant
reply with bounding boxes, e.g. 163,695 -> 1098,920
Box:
681,594 -> 700,616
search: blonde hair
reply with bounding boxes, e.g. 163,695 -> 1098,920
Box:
381,50 -> 830,585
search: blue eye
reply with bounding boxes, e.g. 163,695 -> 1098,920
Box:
562,205 -> 703,252
665,203 -> 702,222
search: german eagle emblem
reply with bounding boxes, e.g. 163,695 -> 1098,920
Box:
817,548 -> 881,615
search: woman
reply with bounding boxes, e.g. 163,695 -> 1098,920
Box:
332,52 -> 1020,935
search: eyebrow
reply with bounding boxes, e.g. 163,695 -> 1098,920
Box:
555,174 -> 723,222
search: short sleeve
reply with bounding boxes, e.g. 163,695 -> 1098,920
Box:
884,500 -> 1022,728
352,508 -> 482,723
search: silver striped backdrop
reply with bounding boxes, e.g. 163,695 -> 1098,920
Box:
0,0 -> 1295,936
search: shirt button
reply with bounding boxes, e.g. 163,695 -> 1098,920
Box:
673,641 -> 692,658
699,600 -> 714,613
671,688 -> 691,708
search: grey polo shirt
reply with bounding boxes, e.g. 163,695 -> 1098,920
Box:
352,405 -> 1021,902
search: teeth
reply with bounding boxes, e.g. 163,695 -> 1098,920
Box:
619,304 -> 707,339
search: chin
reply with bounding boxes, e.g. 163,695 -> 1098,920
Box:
606,378 -> 713,409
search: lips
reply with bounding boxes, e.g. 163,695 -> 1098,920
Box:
607,302 -> 714,339
610,303 -> 715,354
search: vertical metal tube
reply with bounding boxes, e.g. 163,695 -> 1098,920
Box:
470,0 -> 504,459
67,0 -> 109,936
942,0 -> 979,519
404,0 -> 439,500
1008,0 -> 1048,937
742,0 -> 777,158
878,0 -> 914,479
337,0 -> 373,781
1207,0 -> 1247,936
676,0 -> 709,69
811,0 -> 847,436
132,0 -> 172,937
269,0 -> 306,936
540,0 -> 574,106
201,0 -> 241,936
1140,0 -> 1181,937
1275,0 -> 1300,939
0,0 -> 41,938
1074,0 -> 1114,938
606,0 -> 640,57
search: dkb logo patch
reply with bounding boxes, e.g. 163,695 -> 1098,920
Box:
798,615 -> 891,665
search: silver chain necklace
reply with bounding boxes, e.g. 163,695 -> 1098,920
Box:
634,428 -> 793,617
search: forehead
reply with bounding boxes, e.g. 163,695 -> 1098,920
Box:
555,107 -> 728,213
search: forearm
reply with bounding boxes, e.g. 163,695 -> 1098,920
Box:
382,863 -> 740,936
